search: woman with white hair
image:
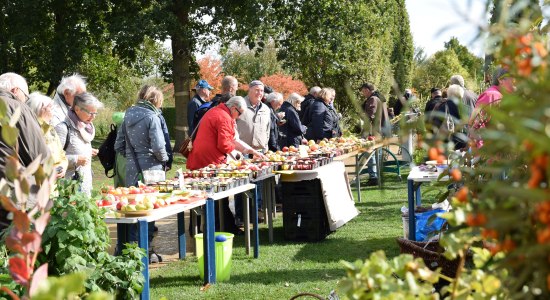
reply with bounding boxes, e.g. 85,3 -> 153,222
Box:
430,84 -> 464,150
279,93 -> 307,147
27,93 -> 68,178
55,92 -> 103,196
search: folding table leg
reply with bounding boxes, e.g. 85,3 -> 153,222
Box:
407,180 -> 416,241
203,200 -> 216,284
138,220 -> 150,300
177,212 -> 186,259
243,192 -> 250,255
252,185 -> 259,258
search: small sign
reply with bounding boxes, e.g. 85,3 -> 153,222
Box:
177,168 -> 184,189
298,145 -> 309,158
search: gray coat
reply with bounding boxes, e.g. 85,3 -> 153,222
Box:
55,116 -> 95,196
236,96 -> 271,152
115,103 -> 168,187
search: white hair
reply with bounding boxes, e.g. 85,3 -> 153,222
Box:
265,92 -> 283,104
309,86 -> 321,95
73,92 -> 103,110
286,92 -> 304,107
226,96 -> 247,111
56,74 -> 87,96
447,84 -> 464,101
26,92 -> 53,117
0,72 -> 28,94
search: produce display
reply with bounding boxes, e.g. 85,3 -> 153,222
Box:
98,136 -> 375,217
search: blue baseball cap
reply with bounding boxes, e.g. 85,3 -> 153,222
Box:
194,79 -> 213,90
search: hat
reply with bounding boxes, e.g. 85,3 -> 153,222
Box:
194,79 -> 213,90
430,87 -> 441,94
249,80 -> 264,88
264,86 -> 274,94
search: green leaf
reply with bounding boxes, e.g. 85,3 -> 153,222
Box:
1,126 -> 18,149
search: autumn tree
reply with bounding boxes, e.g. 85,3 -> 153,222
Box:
196,55 -> 224,95
221,42 -> 284,84
259,74 -> 307,99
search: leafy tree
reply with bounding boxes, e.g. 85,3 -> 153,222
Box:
259,73 -> 307,98
411,49 -> 470,100
221,42 -> 284,85
390,0 -> 415,93
271,0 -> 413,125
197,55 -> 224,95
444,37 -> 484,89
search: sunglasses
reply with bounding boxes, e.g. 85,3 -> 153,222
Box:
78,105 -> 98,116
234,107 -> 243,116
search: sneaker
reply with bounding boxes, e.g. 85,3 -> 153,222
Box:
235,217 -> 244,227
366,177 -> 379,186
149,252 -> 163,264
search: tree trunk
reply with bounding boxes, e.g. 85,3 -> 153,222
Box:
171,0 -> 192,147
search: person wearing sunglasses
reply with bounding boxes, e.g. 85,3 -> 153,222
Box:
55,92 -> 103,196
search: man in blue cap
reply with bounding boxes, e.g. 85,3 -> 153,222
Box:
188,79 -> 213,135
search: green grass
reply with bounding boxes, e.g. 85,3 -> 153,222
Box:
146,174 -> 430,300
89,140 -> 442,299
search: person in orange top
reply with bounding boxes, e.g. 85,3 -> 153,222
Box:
186,96 -> 264,170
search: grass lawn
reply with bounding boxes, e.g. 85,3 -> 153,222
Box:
89,140 -> 441,299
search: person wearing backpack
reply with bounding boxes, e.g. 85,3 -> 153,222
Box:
429,85 -> 463,150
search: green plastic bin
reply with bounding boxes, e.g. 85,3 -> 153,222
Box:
195,232 -> 234,281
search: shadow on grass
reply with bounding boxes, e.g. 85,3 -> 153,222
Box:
150,267 -> 346,288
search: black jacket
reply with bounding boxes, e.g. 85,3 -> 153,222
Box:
304,99 -> 341,141
267,104 -> 280,152
299,94 -> 316,123
279,101 -> 307,148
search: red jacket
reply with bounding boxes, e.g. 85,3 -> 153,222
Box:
186,103 -> 236,170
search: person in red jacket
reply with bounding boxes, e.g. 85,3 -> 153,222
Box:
187,96 -> 264,170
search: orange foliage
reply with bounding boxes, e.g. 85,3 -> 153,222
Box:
255,73 -> 307,99
196,55 -> 224,95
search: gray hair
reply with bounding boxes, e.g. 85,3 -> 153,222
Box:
56,74 -> 86,96
221,76 -> 238,93
449,75 -> 465,88
26,92 -> 53,117
309,86 -> 321,95
265,92 -> 283,104
0,72 -> 28,94
226,96 -> 247,111
492,67 -> 509,86
446,84 -> 464,101
72,92 -> 103,110
286,92 -> 305,107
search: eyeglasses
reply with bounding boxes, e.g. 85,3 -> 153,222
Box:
234,107 -> 243,116
78,106 -> 98,116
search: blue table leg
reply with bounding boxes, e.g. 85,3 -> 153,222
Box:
177,212 -> 186,259
203,200 -> 216,284
252,185 -> 259,259
138,220 -> 150,300
407,179 -> 416,241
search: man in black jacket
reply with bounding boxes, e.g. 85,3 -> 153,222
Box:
300,86 -> 321,123
0,72 -> 49,231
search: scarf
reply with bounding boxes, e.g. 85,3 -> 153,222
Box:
68,109 -> 95,143
136,100 -> 161,114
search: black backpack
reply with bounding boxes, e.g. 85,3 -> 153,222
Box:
97,124 -> 118,178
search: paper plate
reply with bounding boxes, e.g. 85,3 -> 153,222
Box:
425,160 -> 449,165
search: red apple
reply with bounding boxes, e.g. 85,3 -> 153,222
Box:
282,146 -> 289,152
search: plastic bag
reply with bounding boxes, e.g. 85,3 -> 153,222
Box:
415,209 -> 446,241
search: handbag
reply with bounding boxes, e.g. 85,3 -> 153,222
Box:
177,118 -> 202,158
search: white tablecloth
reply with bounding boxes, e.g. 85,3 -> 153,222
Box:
279,161 -> 359,231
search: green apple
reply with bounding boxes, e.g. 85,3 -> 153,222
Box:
135,204 -> 147,211
126,205 -> 137,211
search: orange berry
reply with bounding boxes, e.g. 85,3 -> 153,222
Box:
486,242 -> 502,255
481,229 -> 498,240
428,148 -> 438,160
450,169 -> 462,182
528,169 -> 543,189
466,213 -> 477,226
476,213 -> 487,226
502,238 -> 516,252
534,154 -> 549,169
523,140 -> 534,152
455,187 -> 469,203
436,155 -> 446,164
537,227 -> 550,244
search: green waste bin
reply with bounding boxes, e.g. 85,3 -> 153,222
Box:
195,232 -> 234,281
